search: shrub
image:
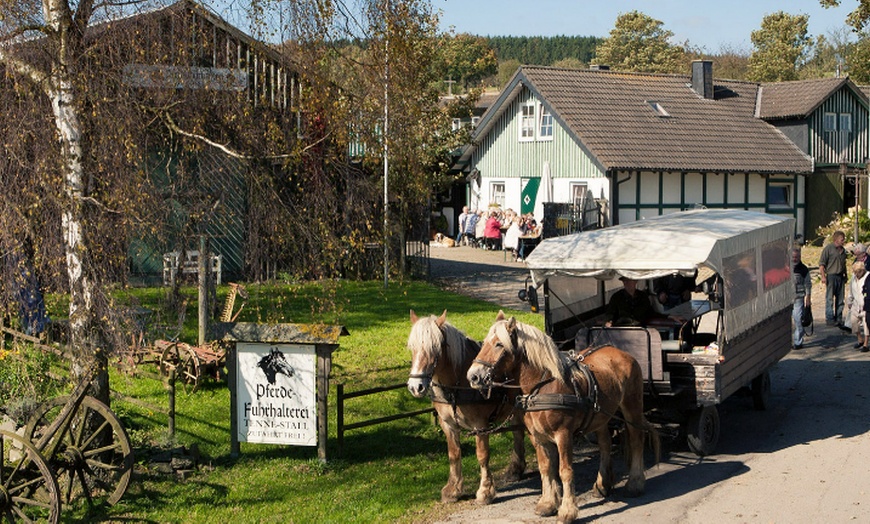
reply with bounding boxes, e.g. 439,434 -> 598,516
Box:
815,206 -> 870,244
0,342 -> 65,425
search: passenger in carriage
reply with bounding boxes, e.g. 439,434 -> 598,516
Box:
605,277 -> 686,328
654,272 -> 698,310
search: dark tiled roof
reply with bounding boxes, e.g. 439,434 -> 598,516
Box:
476,91 -> 500,110
758,77 -> 866,120
477,66 -> 813,175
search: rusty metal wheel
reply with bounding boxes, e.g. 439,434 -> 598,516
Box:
159,342 -> 202,392
23,396 -> 133,507
0,429 -> 61,523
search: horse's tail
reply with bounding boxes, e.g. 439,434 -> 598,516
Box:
620,415 -> 661,468
643,416 -> 661,466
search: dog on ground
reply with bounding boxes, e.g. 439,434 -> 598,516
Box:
433,233 -> 456,248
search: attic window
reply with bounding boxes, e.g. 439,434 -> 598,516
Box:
647,100 -> 671,117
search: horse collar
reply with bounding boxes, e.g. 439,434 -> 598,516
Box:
515,361 -> 601,435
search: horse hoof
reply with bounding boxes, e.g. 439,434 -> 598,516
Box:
592,484 -> 609,498
474,489 -> 495,506
441,488 -> 462,504
475,492 -> 495,505
534,502 -> 558,517
625,480 -> 645,497
502,464 -> 525,483
557,506 -> 578,524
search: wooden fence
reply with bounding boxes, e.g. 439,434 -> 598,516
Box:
336,382 -> 434,454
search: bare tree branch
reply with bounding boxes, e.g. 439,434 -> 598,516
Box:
162,112 -> 331,158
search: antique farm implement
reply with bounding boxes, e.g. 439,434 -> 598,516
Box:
155,283 -> 248,391
1,359 -> 134,522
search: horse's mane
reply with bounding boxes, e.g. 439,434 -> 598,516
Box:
408,315 -> 472,374
493,319 -> 569,384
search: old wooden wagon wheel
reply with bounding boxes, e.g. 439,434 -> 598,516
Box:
0,429 -> 61,523
23,396 -> 134,507
159,342 -> 202,391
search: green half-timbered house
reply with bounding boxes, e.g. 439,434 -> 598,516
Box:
457,61 -> 870,240
758,77 -> 870,237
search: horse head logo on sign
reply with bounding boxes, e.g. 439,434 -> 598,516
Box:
257,347 -> 295,385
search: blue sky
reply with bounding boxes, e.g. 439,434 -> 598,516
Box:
435,0 -> 860,52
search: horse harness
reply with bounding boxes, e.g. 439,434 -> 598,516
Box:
515,345 -> 602,434
412,342 -> 516,436
428,382 -> 517,436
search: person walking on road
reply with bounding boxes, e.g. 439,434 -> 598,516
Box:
847,261 -> 867,350
455,206 -> 469,244
818,230 -> 849,330
792,247 -> 812,349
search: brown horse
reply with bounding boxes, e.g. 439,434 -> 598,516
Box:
407,310 -> 526,504
467,312 -> 659,523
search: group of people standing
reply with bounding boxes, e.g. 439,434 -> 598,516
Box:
798,229 -> 870,352
454,206 -> 539,261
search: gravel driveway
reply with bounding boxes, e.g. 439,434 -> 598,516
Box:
428,244 -> 532,311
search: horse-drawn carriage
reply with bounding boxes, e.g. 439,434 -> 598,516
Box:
520,209 -> 795,456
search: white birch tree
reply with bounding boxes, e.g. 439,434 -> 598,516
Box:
0,0 -> 108,395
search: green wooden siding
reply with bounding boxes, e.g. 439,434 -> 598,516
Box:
128,147 -> 247,282
471,87 -> 604,180
809,86 -> 869,166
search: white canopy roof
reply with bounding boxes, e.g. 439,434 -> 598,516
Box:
526,209 -> 796,341
527,209 -> 793,284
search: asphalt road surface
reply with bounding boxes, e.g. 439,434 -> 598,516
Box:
426,245 -> 870,523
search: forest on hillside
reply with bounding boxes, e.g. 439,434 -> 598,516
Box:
485,35 -> 602,65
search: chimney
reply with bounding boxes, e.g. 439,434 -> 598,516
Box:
691,60 -> 714,100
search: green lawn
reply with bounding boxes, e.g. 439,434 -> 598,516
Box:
55,279 -> 541,523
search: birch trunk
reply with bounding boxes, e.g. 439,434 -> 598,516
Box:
42,0 -> 109,402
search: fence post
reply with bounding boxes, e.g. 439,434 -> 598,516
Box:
166,369 -> 176,438
337,383 -> 345,455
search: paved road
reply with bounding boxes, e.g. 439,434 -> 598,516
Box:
424,247 -> 870,523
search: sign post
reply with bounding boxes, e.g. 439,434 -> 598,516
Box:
214,322 -> 348,461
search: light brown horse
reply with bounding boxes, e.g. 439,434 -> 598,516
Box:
407,310 -> 526,504
467,312 -> 659,523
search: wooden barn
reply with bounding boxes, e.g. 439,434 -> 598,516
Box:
81,0 -> 300,283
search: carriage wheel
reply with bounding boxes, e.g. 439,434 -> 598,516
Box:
751,370 -> 771,411
0,429 -> 61,523
685,405 -> 720,457
159,343 -> 202,392
23,396 -> 134,507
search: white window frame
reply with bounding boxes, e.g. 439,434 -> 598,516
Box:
570,183 -> 588,209
490,182 -> 506,209
823,112 -> 837,132
840,113 -> 852,133
519,102 -> 535,141
538,104 -> 554,140
451,118 -> 462,132
471,116 -> 480,129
